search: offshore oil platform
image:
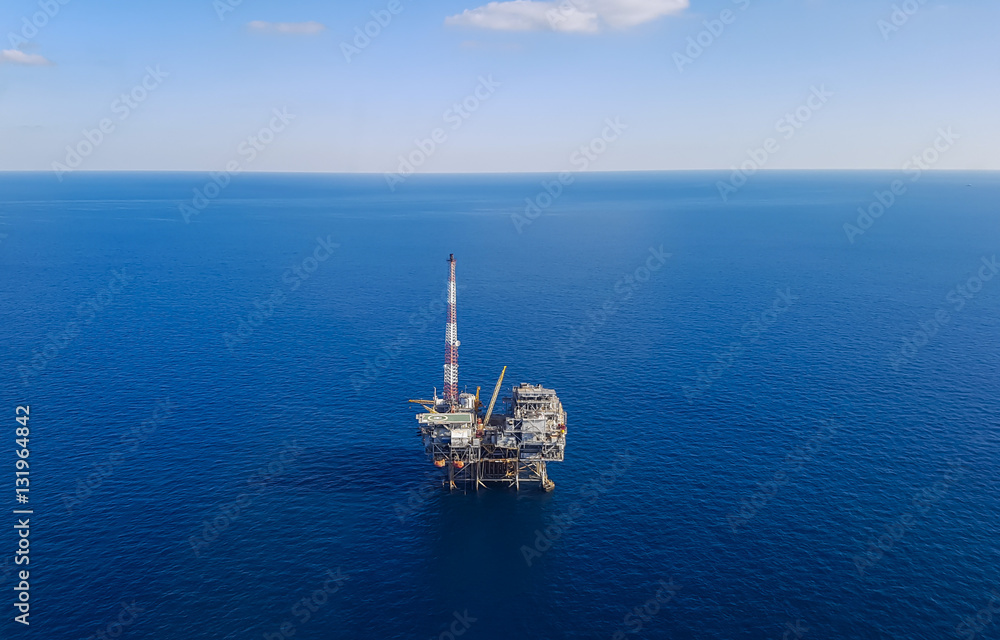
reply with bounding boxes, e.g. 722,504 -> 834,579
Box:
411,254 -> 567,491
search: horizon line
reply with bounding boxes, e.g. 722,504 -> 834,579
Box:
1,168 -> 997,176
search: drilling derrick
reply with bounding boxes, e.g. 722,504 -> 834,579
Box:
444,254 -> 459,407
411,254 -> 567,492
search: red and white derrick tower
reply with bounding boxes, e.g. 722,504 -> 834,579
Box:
444,254 -> 459,407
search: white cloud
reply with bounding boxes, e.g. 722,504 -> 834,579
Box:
590,0 -> 689,28
445,0 -> 598,33
0,49 -> 53,66
444,0 -> 687,33
246,21 -> 327,35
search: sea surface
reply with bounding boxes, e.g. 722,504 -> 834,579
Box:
0,171 -> 998,640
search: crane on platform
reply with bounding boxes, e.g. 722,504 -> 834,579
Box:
408,399 -> 438,413
481,366 -> 507,428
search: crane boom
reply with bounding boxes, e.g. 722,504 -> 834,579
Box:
408,399 -> 439,413
482,366 -> 507,427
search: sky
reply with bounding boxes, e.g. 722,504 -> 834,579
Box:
0,0 -> 997,173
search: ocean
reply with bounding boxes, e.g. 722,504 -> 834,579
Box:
0,170 -> 998,639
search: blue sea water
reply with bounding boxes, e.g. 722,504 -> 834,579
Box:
0,170 -> 998,640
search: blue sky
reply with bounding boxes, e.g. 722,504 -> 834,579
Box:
0,0 -> 996,173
